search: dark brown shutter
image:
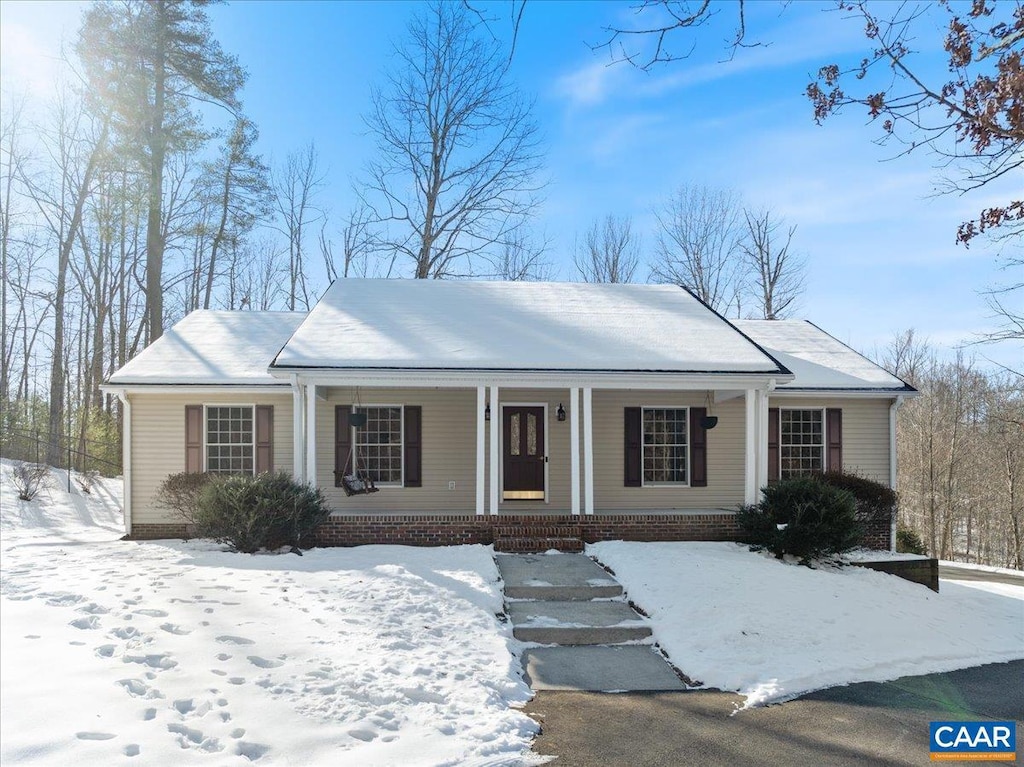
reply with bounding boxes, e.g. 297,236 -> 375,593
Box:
334,406 -> 352,486
768,408 -> 780,483
826,408 -> 843,472
255,405 -> 273,473
404,405 -> 422,488
185,405 -> 203,473
689,407 -> 708,487
624,407 -> 642,487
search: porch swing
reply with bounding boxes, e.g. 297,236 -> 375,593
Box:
341,409 -> 380,497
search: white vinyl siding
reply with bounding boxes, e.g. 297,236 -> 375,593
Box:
129,392 -> 293,525
773,397 -> 892,485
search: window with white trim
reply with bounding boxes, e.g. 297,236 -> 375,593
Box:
206,405 -> 255,475
642,407 -> 688,485
354,406 -> 403,484
780,408 -> 824,478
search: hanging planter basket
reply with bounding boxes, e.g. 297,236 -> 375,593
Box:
700,415 -> 719,430
349,412 -> 367,428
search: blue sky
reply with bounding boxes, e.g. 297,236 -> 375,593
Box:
2,0 -> 1019,369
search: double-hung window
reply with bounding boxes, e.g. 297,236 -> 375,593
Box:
206,405 -> 255,475
779,408 -> 824,479
353,406 -> 403,485
642,407 -> 688,485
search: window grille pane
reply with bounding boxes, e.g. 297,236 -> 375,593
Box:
780,410 -> 824,479
641,408 -> 688,484
527,413 -> 537,455
353,406 -> 403,483
206,406 -> 254,475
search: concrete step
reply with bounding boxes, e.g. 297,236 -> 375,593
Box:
496,553 -> 621,600
494,537 -> 584,554
522,646 -> 686,691
494,524 -> 582,538
509,600 -> 652,645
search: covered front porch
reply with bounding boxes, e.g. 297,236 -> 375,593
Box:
286,372 -> 781,520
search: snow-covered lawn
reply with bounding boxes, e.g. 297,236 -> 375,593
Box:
0,463 -> 538,766
589,541 -> 1024,709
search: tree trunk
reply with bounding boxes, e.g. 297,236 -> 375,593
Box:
145,1 -> 167,342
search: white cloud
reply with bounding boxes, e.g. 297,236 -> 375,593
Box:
551,59 -> 626,108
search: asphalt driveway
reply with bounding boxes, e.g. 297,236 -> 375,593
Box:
940,564 -> 1024,587
523,660 -> 1024,766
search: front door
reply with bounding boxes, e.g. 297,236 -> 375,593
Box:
503,406 -> 545,500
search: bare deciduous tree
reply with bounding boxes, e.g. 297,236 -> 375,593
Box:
271,143 -> 325,311
490,231 -> 551,281
651,184 -> 745,315
573,214 -> 641,283
360,1 -> 543,279
740,207 -> 804,320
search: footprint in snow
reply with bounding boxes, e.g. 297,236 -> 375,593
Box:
247,656 -> 284,669
124,652 -> 177,670
76,732 -> 116,741
109,626 -> 141,640
133,609 -> 168,618
159,623 -> 191,635
142,708 -> 157,720
216,653 -> 232,661
95,644 -> 116,658
167,723 -> 223,753
236,741 -> 269,761
228,677 -> 246,685
216,636 -> 254,646
70,616 -> 101,630
123,744 -> 140,757
348,729 -> 377,742
77,602 -> 110,615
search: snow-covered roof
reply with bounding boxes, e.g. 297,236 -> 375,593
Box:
108,311 -> 305,386
272,280 -> 786,374
732,320 -> 913,391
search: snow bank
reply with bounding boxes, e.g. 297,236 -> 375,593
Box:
589,541 -> 1024,709
0,462 -> 539,765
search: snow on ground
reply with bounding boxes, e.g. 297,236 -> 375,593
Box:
589,541 -> 1024,709
841,548 -> 930,563
939,560 -> 1024,577
0,461 -> 539,766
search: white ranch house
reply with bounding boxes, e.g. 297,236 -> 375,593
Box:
103,280 -> 915,550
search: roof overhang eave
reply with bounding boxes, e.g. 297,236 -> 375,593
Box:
267,365 -> 795,390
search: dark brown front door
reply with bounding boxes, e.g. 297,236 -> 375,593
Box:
503,406 -> 545,500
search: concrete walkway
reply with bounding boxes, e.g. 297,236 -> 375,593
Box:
496,553 -> 686,692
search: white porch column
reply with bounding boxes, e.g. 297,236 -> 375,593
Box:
489,385 -> 500,515
756,388 -> 769,492
305,383 -> 317,488
476,386 -> 486,516
583,386 -> 595,516
291,377 -> 305,482
569,386 -> 581,516
744,388 -> 757,505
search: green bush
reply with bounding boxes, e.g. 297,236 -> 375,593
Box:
155,471 -> 215,526
896,524 -> 928,555
738,477 -> 861,563
818,470 -> 897,529
194,472 -> 330,553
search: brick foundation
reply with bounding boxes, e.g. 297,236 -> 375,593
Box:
127,523 -> 191,540
129,511 -> 891,550
858,517 -> 893,551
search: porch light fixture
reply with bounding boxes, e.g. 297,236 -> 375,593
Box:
556,403 -> 566,422
485,403 -> 491,421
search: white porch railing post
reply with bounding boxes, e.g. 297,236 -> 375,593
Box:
583,386 -> 594,515
476,386 -> 486,516
305,383 -> 317,488
292,376 -> 305,483
489,385 -> 499,515
744,388 -> 757,505
570,386 -> 581,516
